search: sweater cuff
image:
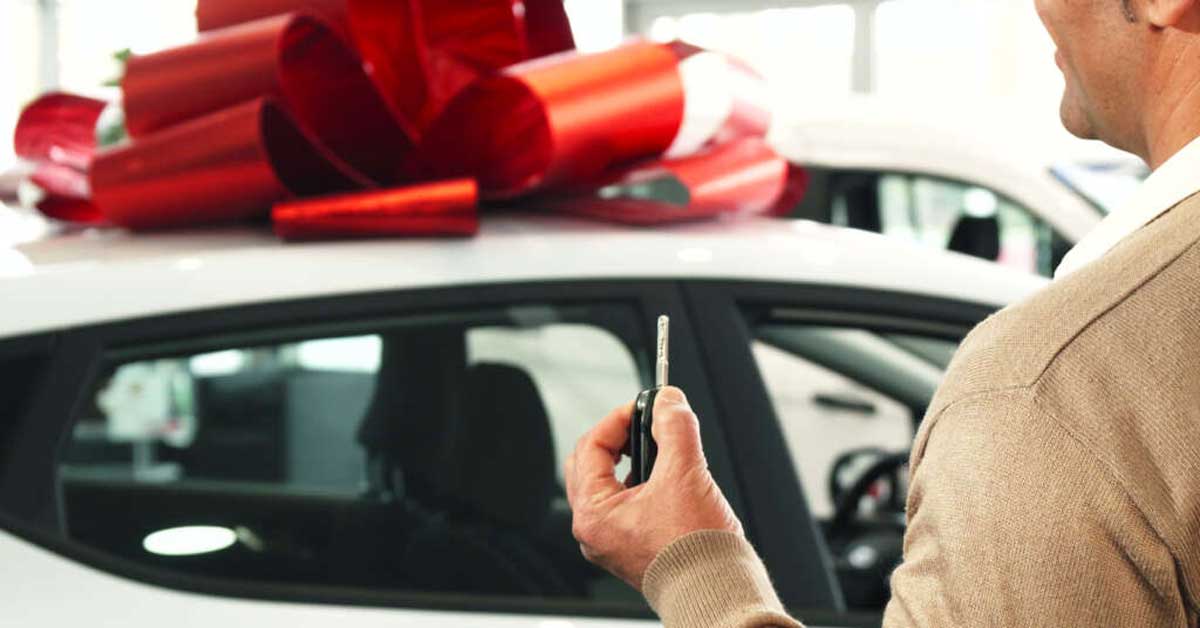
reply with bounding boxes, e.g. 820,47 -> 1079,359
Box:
642,530 -> 804,628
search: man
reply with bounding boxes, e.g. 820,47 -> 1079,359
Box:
565,0 -> 1200,625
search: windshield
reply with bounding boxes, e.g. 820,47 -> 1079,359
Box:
1051,161 -> 1148,215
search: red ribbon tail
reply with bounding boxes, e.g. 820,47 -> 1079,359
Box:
272,178 -> 479,240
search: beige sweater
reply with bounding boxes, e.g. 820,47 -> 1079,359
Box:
643,193 -> 1200,627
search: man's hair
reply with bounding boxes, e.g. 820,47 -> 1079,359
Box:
1121,0 -> 1137,23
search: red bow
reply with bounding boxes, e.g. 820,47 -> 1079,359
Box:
12,0 -> 803,238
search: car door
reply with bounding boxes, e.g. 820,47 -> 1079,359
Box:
0,280 -> 746,628
684,280 -> 994,627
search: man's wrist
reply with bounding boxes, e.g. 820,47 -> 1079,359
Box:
642,530 -> 804,628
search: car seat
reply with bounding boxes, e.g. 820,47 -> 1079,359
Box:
330,330 -> 467,588
398,362 -> 577,596
947,214 -> 1001,261
351,327 -> 576,596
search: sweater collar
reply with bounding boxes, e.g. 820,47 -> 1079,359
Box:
1055,134 -> 1200,280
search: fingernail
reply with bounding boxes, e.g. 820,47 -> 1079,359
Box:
658,386 -> 688,405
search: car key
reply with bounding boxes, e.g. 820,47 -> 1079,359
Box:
630,315 -> 669,486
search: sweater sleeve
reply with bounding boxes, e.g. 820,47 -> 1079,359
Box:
643,530 -> 804,628
884,390 -> 1188,627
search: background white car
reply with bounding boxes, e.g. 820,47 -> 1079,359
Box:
772,99 -> 1148,277
0,214 -> 1043,627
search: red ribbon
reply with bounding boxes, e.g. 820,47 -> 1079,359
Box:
94,98 -> 374,229
12,0 -> 803,237
194,0 -> 574,135
99,11 -> 419,229
420,40 -> 687,198
92,0 -> 579,232
12,92 -> 107,223
549,137 -> 789,225
273,178 -> 478,239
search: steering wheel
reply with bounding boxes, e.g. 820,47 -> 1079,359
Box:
826,449 -> 910,610
828,450 -> 909,539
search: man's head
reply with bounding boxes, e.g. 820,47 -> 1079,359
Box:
1036,0 -> 1200,166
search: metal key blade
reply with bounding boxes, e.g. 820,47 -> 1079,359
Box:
656,315 -> 669,388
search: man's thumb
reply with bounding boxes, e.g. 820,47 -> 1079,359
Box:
651,387 -> 705,467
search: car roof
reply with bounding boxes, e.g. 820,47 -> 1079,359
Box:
774,96 -> 1136,165
0,212 -> 1045,340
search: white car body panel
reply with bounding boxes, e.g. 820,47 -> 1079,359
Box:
0,531 -> 661,628
0,214 -> 1045,340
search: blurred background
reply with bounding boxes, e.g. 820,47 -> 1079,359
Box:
0,0 -> 1123,170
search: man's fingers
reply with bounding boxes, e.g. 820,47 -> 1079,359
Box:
650,387 -> 705,472
575,401 -> 635,499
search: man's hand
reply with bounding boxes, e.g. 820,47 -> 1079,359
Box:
564,386 -> 744,590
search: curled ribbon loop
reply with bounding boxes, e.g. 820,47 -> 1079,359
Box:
12,93 -> 108,223
93,99 -> 371,229
420,41 -> 687,197
120,12 -> 412,182
195,0 -> 575,135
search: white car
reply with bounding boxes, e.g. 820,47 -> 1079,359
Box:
0,213 -> 1043,627
772,100 -> 1147,277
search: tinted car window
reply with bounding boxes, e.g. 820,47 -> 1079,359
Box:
58,304 -> 647,607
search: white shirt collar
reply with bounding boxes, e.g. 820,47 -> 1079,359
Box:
1055,135 -> 1200,279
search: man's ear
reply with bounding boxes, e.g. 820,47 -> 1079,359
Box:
1145,0 -> 1198,28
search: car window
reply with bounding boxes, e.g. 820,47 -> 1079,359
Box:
746,317 -> 958,612
58,303 -> 647,608
826,170 -> 1068,277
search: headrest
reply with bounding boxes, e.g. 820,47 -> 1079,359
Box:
436,363 -> 558,528
360,342 -> 558,528
947,214 -> 1000,262
357,330 -> 467,498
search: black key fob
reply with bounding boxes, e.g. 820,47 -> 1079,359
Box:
630,387 -> 660,486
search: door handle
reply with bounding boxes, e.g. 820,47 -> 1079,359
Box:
813,392 -> 877,416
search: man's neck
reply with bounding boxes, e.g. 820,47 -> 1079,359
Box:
1141,40 -> 1200,169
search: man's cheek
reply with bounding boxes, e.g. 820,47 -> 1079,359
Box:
1033,0 -> 1064,37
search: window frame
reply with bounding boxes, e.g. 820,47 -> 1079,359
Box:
0,278 -> 753,621
683,280 -> 994,625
